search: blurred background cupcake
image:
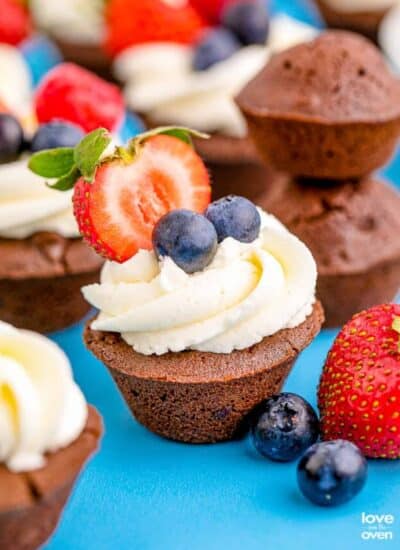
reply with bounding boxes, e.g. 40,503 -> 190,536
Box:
112,1 -> 318,202
315,0 -> 397,42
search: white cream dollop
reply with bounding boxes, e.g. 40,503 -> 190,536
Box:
83,212 -> 317,355
0,322 -> 87,472
320,0 -> 398,12
0,159 -> 80,239
30,0 -> 105,45
113,16 -> 318,138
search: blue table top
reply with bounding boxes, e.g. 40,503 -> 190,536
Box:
38,1 -> 400,548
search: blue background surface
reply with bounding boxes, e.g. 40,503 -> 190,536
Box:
37,0 -> 400,548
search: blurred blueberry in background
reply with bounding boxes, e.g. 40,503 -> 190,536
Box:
20,35 -> 62,86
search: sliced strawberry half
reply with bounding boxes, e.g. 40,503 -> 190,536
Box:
73,134 -> 211,262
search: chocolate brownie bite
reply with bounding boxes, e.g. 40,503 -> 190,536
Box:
315,0 -> 391,42
263,176 -> 400,327
85,303 -> 323,443
0,407 -> 102,550
0,233 -> 103,333
236,31 -> 400,180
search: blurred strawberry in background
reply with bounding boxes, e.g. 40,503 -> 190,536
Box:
105,0 -> 207,56
189,0 -> 253,23
0,0 -> 31,45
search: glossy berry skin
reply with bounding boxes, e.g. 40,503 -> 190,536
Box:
153,210 -> 217,274
250,393 -> 320,462
222,0 -> 269,45
35,63 -> 124,133
0,114 -> 24,163
318,304 -> 400,459
31,122 -> 85,152
297,440 -> 368,507
193,28 -> 241,71
205,195 -> 261,243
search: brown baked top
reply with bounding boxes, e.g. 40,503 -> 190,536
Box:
0,233 -> 104,280
236,31 -> 400,123
0,406 -> 102,515
84,301 -> 324,384
264,176 -> 400,275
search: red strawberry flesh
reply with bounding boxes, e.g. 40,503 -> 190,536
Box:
73,134 -> 211,263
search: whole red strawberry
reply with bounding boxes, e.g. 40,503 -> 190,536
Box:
0,0 -> 31,46
319,304 -> 400,459
105,0 -> 207,56
35,63 -> 124,133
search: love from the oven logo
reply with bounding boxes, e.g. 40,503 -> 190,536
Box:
361,513 -> 395,541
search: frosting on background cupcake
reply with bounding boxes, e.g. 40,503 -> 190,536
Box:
0,160 -> 79,239
114,15 -> 318,138
30,0 -> 106,45
0,321 -> 87,472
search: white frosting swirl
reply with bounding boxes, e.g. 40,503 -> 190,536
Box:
321,0 -> 398,13
30,0 -> 105,45
114,16 -> 318,138
0,322 -> 87,472
0,159 -> 80,239
83,212 -> 317,355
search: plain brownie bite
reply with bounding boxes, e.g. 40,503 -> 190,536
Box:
263,176 -> 400,327
236,31 -> 400,179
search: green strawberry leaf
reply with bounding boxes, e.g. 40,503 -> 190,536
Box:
28,148 -> 75,178
74,128 -> 112,182
47,165 -> 81,191
131,126 -> 209,150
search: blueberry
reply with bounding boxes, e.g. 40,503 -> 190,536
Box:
297,440 -> 368,507
0,114 -> 24,163
250,393 -> 320,462
222,0 -> 269,45
31,121 -> 85,152
193,28 -> 241,71
205,195 -> 261,243
152,209 -> 218,274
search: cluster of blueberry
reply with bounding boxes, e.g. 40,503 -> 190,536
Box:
0,113 -> 84,163
250,393 -> 368,507
153,195 -> 261,274
193,0 -> 269,71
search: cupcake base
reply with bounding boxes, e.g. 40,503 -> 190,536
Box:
0,270 -> 100,333
0,406 -> 102,550
319,259 -> 400,327
0,233 -> 103,333
84,302 -> 324,444
241,115 -> 400,180
315,0 -> 388,42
